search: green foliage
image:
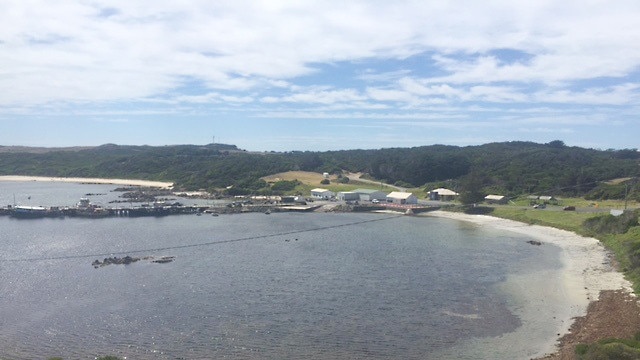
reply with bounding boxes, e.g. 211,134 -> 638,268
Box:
586,182 -> 640,201
1,141 -> 639,197
583,210 -> 640,235
271,179 -> 300,193
458,171 -> 487,205
320,179 -> 330,185
576,336 -> 640,359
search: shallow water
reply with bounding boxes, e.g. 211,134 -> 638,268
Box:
0,182 -> 563,359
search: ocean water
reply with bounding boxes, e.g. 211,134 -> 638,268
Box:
0,182 -> 563,359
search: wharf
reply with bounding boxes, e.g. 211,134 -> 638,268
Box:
0,204 -> 277,219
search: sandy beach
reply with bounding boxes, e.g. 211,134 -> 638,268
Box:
0,175 -> 173,189
424,210 -> 639,359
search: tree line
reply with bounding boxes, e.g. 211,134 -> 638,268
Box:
0,141 -> 638,199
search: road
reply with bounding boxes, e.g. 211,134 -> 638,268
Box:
343,172 -> 406,191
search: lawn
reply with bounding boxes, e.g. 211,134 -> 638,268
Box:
262,171 -> 403,195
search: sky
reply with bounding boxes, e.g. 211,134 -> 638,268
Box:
1,1 -> 639,152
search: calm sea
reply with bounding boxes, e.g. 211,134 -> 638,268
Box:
0,182 -> 563,359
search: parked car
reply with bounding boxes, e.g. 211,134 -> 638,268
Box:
563,206 -> 576,211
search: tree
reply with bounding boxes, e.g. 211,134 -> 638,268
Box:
458,172 -> 486,205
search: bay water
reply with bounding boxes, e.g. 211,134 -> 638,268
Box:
0,182 -> 563,359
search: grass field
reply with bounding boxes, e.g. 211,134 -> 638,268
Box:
490,206 -> 597,234
261,171 -> 404,195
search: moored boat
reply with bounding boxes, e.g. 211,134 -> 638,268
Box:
10,205 -> 60,218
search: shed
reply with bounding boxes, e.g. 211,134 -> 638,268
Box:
386,191 -> 418,205
310,188 -> 335,200
539,196 -> 558,204
428,188 -> 459,201
337,191 -> 360,201
353,188 -> 387,202
484,194 -> 507,204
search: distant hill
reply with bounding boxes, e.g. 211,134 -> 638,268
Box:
0,141 -> 638,200
0,145 -> 94,153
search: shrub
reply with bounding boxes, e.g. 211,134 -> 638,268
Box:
271,179 -> 300,192
583,210 -> 639,235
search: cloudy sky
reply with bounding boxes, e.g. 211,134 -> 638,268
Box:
1,1 -> 639,151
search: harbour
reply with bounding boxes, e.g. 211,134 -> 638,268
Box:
0,180 -> 630,359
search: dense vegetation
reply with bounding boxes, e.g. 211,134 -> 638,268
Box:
0,141 -> 638,198
576,335 -> 640,360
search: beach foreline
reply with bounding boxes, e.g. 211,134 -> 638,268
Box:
0,175 -> 174,189
423,210 -> 634,359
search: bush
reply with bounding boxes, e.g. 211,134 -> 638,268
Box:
576,341 -> 640,359
271,179 -> 300,192
583,210 -> 640,235
320,179 -> 330,185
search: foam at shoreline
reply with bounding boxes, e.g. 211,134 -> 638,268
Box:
424,210 -> 632,358
0,175 -> 173,189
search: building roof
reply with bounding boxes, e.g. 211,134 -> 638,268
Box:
429,188 -> 459,196
352,188 -> 385,194
311,188 -> 331,193
387,191 -> 415,199
485,195 -> 505,200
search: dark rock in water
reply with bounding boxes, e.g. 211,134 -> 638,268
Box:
152,256 -> 175,264
526,240 -> 543,246
92,255 -> 141,268
93,255 -> 175,267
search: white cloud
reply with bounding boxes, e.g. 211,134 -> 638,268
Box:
260,88 -> 365,105
174,92 -> 253,104
1,0 -> 640,120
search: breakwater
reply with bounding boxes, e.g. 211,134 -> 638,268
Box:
0,203 -> 325,219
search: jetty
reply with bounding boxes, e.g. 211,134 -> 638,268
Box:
0,198 -> 327,219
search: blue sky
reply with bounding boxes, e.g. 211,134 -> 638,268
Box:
1,1 -> 639,151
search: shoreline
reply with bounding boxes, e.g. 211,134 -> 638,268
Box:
0,175 -> 174,189
424,210 -> 636,359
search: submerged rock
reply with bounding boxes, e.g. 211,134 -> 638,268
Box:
92,255 -> 175,268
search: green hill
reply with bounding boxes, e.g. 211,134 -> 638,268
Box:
0,141 -> 638,199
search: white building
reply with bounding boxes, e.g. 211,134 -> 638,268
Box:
386,191 -> 418,205
310,188 -> 335,199
484,194 -> 507,204
353,189 -> 387,202
428,188 -> 459,201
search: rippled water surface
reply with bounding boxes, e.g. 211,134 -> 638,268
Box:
0,182 -> 562,359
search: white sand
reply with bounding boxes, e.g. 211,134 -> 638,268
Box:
423,210 -> 632,359
0,175 -> 173,189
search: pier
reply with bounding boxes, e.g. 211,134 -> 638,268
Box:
0,202 -> 326,219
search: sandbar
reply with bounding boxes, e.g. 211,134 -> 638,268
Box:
0,175 -> 173,189
423,210 -> 634,359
